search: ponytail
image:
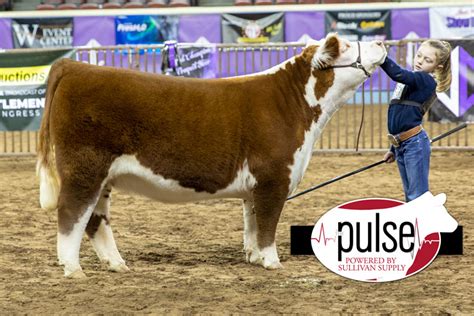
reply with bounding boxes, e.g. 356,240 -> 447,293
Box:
422,40 -> 452,92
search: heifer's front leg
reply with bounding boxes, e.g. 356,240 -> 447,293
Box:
248,181 -> 288,270
85,185 -> 129,273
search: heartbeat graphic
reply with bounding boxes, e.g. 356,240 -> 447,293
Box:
310,223 -> 338,246
409,218 -> 440,259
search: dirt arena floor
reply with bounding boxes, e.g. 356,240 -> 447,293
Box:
0,151 -> 473,314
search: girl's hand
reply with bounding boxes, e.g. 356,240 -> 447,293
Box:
384,151 -> 395,163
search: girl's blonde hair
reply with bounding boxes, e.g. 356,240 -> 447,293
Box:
421,40 -> 452,92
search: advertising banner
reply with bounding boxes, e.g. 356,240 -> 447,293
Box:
430,6 -> 473,39
0,49 -> 75,131
115,15 -> 178,45
325,10 -> 391,42
11,18 -> 73,49
222,12 -> 284,44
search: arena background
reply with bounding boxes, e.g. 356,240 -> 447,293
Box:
0,0 -> 473,314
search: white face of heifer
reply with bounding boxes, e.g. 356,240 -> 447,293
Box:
308,34 -> 387,107
38,35 -> 387,278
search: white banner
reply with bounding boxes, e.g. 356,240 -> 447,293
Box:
429,6 -> 473,39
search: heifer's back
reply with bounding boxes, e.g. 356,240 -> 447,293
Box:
37,34 -> 386,278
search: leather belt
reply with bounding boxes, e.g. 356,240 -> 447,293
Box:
387,125 -> 423,147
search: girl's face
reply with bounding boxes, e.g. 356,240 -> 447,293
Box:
414,44 -> 442,73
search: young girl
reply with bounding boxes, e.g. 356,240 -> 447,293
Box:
381,40 -> 452,202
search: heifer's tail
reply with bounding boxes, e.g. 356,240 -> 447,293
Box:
37,60 -> 66,210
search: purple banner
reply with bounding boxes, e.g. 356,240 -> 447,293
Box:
459,47 -> 473,116
285,12 -> 325,42
178,14 -> 221,43
391,8 -> 430,40
218,48 -> 303,78
73,16 -> 115,47
0,19 -> 13,49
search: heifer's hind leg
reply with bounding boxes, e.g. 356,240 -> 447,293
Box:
248,181 -> 287,269
57,183 -> 101,278
86,185 -> 129,273
242,199 -> 258,262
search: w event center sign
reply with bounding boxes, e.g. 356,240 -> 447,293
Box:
0,50 -> 74,131
11,18 -> 73,49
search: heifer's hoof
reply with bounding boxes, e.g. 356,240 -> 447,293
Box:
245,247 -> 258,263
253,255 -> 283,270
108,263 -> 130,273
264,260 -> 283,270
246,246 -> 282,270
65,269 -> 87,279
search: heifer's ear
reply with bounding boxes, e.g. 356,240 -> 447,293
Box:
314,33 -> 340,69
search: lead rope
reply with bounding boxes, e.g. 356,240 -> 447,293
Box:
355,83 -> 365,151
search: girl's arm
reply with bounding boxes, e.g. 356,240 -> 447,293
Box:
380,57 -> 427,88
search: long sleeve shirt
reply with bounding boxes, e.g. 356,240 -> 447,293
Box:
381,57 -> 437,135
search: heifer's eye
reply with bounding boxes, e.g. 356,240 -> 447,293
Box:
341,42 -> 351,53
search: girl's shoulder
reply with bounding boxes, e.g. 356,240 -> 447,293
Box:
413,71 -> 437,89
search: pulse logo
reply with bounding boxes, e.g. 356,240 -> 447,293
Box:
311,192 -> 458,282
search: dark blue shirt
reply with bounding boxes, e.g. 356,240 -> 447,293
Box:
381,57 -> 437,135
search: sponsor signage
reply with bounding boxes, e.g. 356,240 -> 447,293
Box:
325,10 -> 391,42
115,15 -> 178,45
11,18 -> 73,49
311,192 -> 458,282
222,13 -> 284,44
0,49 -> 75,131
430,7 -> 473,39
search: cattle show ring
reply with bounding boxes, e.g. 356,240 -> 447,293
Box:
1,1 -> 473,314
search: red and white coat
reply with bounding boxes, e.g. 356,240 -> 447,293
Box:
37,34 -> 387,278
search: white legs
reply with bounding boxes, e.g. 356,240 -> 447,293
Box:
57,186 -> 128,278
87,188 -> 128,272
242,199 -> 282,270
57,205 -> 94,278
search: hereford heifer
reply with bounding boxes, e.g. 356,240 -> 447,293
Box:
37,34 -> 387,278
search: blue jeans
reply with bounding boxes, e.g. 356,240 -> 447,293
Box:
394,130 -> 431,202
